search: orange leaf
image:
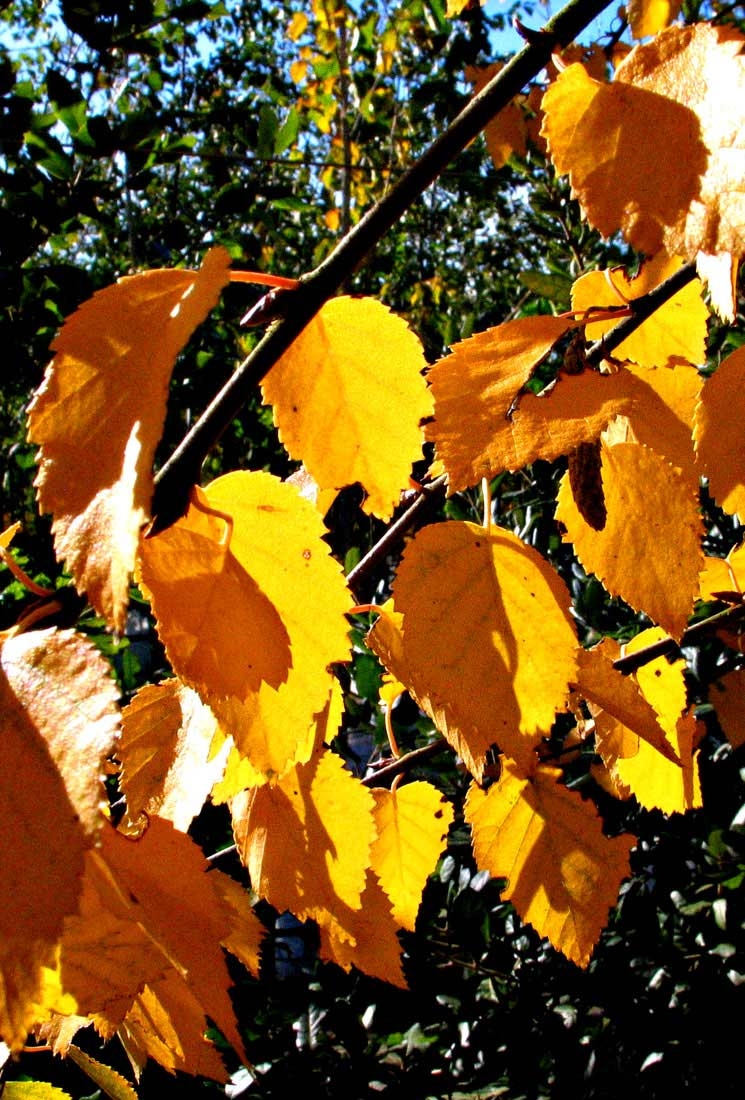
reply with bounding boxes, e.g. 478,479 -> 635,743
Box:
710,669 -> 745,750
392,521 -> 578,776
318,869 -> 407,988
556,439 -> 703,639
0,628 -> 119,1048
209,870 -> 265,978
425,314 -> 581,491
541,61 -> 706,258
465,64 -> 527,169
138,486 -> 291,700
619,359 -> 702,482
262,296 -> 432,520
694,345 -> 745,519
26,247 -> 230,631
370,781 -> 454,931
119,681 -> 229,833
140,472 -> 352,783
466,764 -> 634,967
616,24 -> 745,318
231,748 -> 376,925
64,818 -> 246,1063
575,641 -> 680,764
118,972 -> 229,1082
571,254 -> 709,367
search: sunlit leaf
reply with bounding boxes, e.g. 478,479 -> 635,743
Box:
119,681 -> 230,833
617,24 -> 745,318
231,748 -> 376,925
556,439 -> 703,638
466,764 -> 634,967
392,521 -> 578,775
571,254 -> 709,367
67,1044 -> 139,1100
619,359 -> 702,481
370,781 -> 454,931
27,247 -> 231,631
209,870 -> 265,978
694,344 -> 745,519
627,0 -> 683,39
541,61 -> 706,257
262,296 -> 432,520
141,472 -> 352,783
0,628 -> 119,1048
318,869 -> 407,988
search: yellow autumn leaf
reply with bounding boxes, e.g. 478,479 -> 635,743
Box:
710,668 -> 745,749
118,971 -> 229,1082
141,471 -> 352,783
61,817 -> 246,1065
119,681 -> 230,833
66,1045 -> 138,1100
0,628 -> 120,1049
628,0 -> 683,39
575,642 -> 679,764
209,870 -> 265,978
392,521 -> 578,776
595,628 -> 701,813
466,764 -> 634,967
694,344 -> 745,519
138,485 -> 291,701
571,254 -> 709,367
556,439 -> 703,639
262,296 -> 432,520
617,24 -> 745,318
465,64 -> 527,170
699,539 -> 745,600
370,781 -> 454,931
541,61 -> 707,258
231,748 -> 376,926
4,1083 -> 73,1100
425,314 -> 582,491
619,359 -> 702,482
26,247 -> 230,631
318,869 -> 407,989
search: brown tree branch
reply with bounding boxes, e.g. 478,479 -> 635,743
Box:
150,0 -> 615,531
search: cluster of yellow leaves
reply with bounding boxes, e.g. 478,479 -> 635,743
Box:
8,8 -> 745,1085
4,247 -> 452,1076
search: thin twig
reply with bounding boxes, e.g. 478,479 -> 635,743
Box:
613,603 -> 745,675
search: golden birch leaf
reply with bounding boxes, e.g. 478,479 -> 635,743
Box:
425,315 -> 579,491
555,440 -> 703,639
119,681 -> 229,833
540,61 -> 706,258
616,24 -> 745,318
710,669 -> 745,749
365,602 -> 485,782
137,485 -> 291,700
66,1045 -> 138,1100
262,296 -> 432,520
571,254 -> 709,367
208,870 -> 264,978
141,472 -> 352,783
118,972 -> 228,1083
0,628 -> 120,1048
392,521 -> 578,775
231,748 -> 376,925
318,869 -> 407,989
700,540 -> 745,600
628,0 -> 683,39
694,345 -> 745,519
465,64 -> 527,169
575,642 -> 679,763
370,782 -> 454,931
466,765 -> 634,967
614,712 -> 701,813
26,247 -> 230,631
68,818 -> 246,1063
619,359 -> 702,482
